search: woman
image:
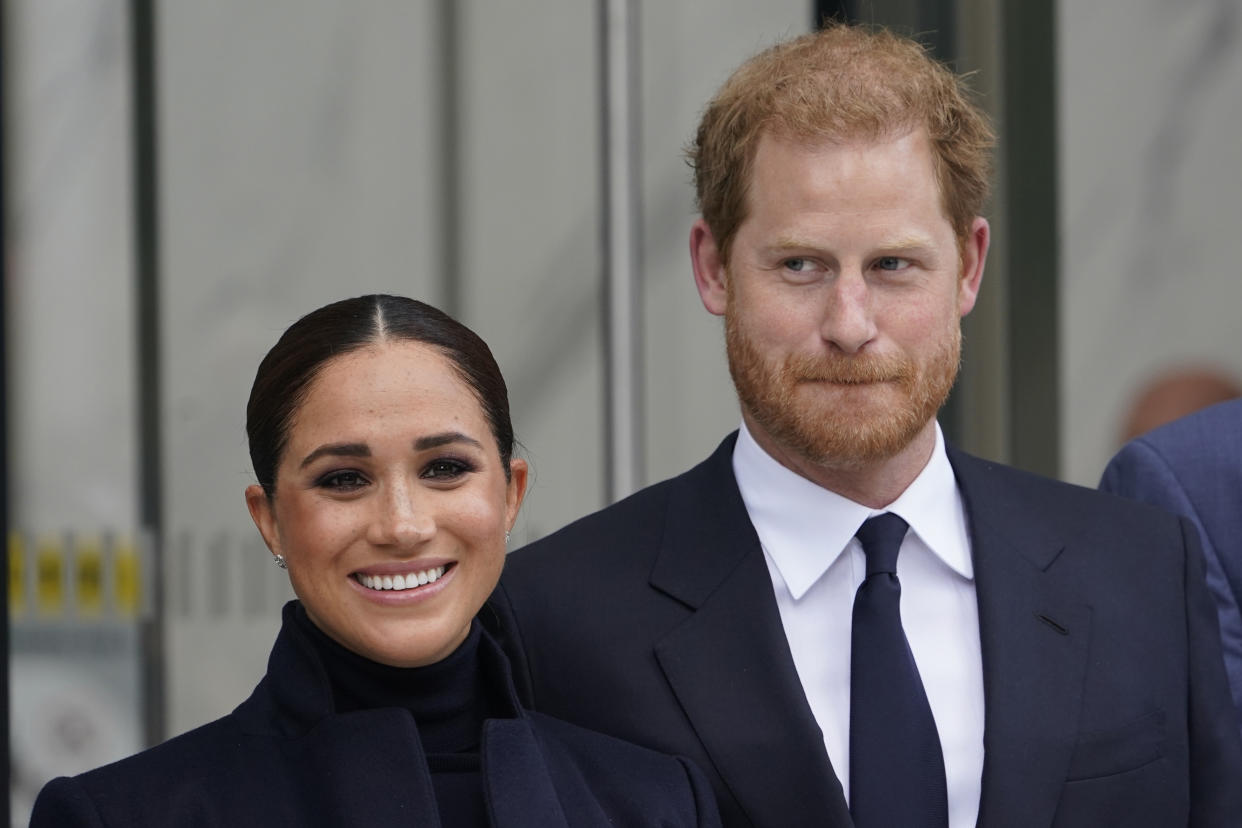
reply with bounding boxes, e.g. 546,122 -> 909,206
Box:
32,295 -> 720,827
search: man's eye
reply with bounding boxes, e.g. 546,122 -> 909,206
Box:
783,258 -> 810,272
422,458 -> 473,480
317,471 -> 368,491
876,256 -> 909,271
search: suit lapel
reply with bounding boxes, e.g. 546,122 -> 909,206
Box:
651,435 -> 852,828
950,449 -> 1091,828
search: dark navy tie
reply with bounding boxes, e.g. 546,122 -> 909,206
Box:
849,513 -> 948,828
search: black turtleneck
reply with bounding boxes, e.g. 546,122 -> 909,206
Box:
294,604 -> 491,827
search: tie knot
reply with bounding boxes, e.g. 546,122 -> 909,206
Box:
856,513 -> 909,576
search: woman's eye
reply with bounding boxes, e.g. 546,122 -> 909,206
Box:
876,256 -> 909,272
422,458 -> 473,480
317,470 -> 368,492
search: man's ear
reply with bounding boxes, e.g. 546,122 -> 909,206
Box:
245,484 -> 282,558
690,219 -> 729,316
957,216 -> 989,317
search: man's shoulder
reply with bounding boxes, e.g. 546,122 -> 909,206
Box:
1102,398 -> 1242,495
949,446 -> 1188,535
506,433 -> 740,572
1127,398 -> 1242,472
1141,398 -> 1242,450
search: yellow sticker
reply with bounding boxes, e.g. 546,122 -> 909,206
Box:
114,538 -> 141,616
36,535 -> 65,615
9,532 -> 25,615
75,535 -> 104,615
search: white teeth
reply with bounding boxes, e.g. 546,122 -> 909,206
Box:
356,566 -> 447,592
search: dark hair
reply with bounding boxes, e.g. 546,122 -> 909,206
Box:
247,294 -> 515,497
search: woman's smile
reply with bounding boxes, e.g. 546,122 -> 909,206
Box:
347,560 -> 457,606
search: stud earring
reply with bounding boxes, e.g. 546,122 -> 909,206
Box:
273,554 -> 288,570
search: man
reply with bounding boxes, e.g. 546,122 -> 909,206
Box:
1101,397 -> 1242,736
488,24 -> 1242,828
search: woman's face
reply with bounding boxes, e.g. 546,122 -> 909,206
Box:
245,340 -> 527,668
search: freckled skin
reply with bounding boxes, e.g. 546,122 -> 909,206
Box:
246,342 -> 527,668
690,129 -> 989,506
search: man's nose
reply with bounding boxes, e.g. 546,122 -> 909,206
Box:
820,271 -> 877,354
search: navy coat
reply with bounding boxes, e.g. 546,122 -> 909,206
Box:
489,433 -> 1242,828
1101,397 -> 1242,736
31,603 -> 721,827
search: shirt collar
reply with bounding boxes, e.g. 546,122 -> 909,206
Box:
732,420 -> 972,600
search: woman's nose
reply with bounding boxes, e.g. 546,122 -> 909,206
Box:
366,483 -> 435,549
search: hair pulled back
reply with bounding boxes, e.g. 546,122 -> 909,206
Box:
246,294 -> 515,497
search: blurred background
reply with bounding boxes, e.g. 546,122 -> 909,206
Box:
3,0 -> 1241,824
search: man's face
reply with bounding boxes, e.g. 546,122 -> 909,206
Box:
695,129 -> 986,474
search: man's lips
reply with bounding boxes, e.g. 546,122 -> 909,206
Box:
797,376 -> 900,385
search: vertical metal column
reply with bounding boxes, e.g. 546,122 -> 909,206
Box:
599,0 -> 644,503
436,0 -> 462,318
1001,0 -> 1058,476
130,0 -> 166,746
1,0 -> 12,819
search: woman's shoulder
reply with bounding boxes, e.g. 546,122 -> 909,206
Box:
30,713 -> 265,827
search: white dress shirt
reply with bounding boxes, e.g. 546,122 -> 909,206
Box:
732,421 -> 984,828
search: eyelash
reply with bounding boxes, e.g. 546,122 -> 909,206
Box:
781,257 -> 912,275
315,470 -> 369,492
312,456 -> 477,493
421,457 -> 476,480
875,256 -> 909,271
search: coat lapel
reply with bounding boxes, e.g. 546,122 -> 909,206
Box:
651,434 -> 852,828
950,449 -> 1091,828
283,709 -> 445,827
482,719 -> 572,828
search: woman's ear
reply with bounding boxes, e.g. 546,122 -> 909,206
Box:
505,458 -> 529,532
245,484 -> 282,558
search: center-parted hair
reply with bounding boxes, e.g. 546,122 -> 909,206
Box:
688,23 -> 995,264
246,294 -> 515,497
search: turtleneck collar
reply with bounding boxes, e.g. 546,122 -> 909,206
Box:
292,602 -> 497,754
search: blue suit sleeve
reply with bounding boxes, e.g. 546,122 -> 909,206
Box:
1179,517 -> 1242,824
1101,439 -> 1242,730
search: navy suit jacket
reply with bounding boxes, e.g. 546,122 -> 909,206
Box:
31,602 -> 721,828
488,433 -> 1242,828
1100,398 -> 1242,734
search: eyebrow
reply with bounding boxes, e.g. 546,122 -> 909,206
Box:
298,431 -> 485,469
873,234 -> 937,252
767,233 -> 938,253
299,442 -> 370,469
414,431 -> 484,451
